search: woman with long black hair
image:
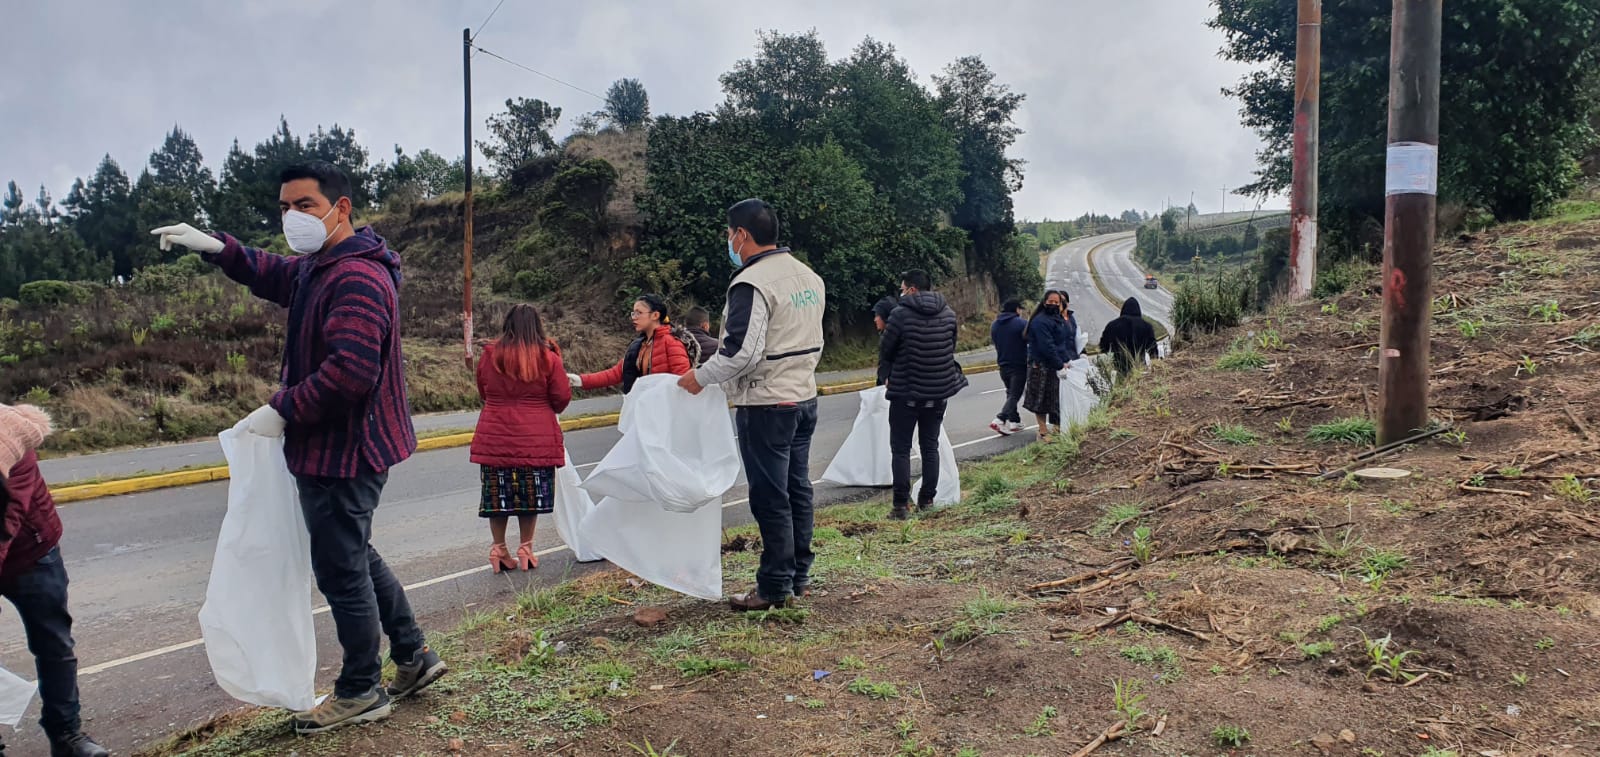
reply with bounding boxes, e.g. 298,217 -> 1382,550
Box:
1020,290 -> 1077,442
567,294 -> 694,393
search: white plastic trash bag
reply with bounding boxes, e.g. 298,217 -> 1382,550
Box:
581,375 -> 740,513
0,665 -> 35,727
821,386 -> 893,486
579,496 -> 724,600
1058,360 -> 1098,428
553,452 -> 602,562
915,426 -> 962,505
1076,328 -> 1089,356
198,419 -> 317,711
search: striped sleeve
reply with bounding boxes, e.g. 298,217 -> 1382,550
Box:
205,233 -> 300,308
271,263 -> 392,426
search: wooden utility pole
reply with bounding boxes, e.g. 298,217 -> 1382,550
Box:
462,27 -> 475,360
1288,0 -> 1321,299
1377,0 -> 1442,443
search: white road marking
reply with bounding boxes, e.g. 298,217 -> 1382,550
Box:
75,425 -> 1037,678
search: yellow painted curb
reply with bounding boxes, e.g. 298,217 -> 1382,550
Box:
49,365 -> 1002,503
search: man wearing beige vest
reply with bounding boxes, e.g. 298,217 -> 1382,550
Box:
679,198 -> 827,611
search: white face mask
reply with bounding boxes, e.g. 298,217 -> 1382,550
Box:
283,205 -> 339,254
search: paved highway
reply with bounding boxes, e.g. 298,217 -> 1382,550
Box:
2,370 -> 1033,754
1094,234 -> 1174,331
1044,234 -> 1125,341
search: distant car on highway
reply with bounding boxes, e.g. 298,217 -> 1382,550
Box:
1143,275 -> 1159,290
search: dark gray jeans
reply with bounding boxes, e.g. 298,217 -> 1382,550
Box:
296,469 -> 425,698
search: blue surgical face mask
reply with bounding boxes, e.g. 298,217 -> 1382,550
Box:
728,236 -> 742,269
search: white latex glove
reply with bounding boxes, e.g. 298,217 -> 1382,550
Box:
244,405 -> 286,438
567,373 -> 582,388
150,223 -> 224,254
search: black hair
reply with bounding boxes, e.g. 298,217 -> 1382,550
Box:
1028,289 -> 1069,323
1000,298 -> 1023,313
872,296 -> 898,322
636,293 -> 671,324
900,269 -> 932,291
685,306 -> 711,328
279,160 -> 354,207
727,198 -> 779,246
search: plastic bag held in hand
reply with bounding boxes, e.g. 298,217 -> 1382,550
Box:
580,375 -> 739,513
553,452 -> 603,563
579,495 -> 723,600
821,385 -> 893,486
198,415 -> 317,711
914,426 -> 962,505
151,223 -> 224,254
0,665 -> 35,728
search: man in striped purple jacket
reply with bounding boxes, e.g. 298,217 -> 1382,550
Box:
152,161 -> 445,734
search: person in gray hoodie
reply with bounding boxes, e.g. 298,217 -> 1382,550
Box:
878,269 -> 968,519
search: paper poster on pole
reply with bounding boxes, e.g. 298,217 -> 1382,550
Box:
1385,142 -> 1437,196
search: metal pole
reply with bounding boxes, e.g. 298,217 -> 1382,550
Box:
1288,0 -> 1321,299
1377,0 -> 1442,443
462,28 -> 475,360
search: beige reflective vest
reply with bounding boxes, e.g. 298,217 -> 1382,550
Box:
723,251 -> 826,406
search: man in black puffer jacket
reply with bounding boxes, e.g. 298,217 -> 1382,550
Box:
879,269 -> 969,519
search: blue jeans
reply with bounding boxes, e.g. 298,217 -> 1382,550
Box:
296,470 -> 426,698
735,400 -> 819,602
0,547 -> 81,739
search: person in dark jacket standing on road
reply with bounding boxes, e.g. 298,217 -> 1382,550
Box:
684,307 -> 720,368
471,304 -> 571,574
152,161 -> 443,735
679,198 -> 826,612
989,298 -> 1028,436
1021,290 -> 1074,442
879,270 -> 968,520
0,405 -> 108,757
872,296 -> 898,386
1099,297 -> 1159,375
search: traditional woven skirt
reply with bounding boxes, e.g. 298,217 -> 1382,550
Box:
1020,361 -> 1060,418
479,465 -> 556,517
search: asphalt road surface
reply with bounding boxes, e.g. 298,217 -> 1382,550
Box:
2,370 -> 1035,754
1094,233 -> 1174,332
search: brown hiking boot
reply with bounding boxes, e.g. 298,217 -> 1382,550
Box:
729,589 -> 791,612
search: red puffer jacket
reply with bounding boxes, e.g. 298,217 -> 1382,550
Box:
470,342 -> 572,468
579,325 -> 691,392
1,452 -> 64,580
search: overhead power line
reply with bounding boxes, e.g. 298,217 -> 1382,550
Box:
470,0 -> 508,43
470,43 -> 607,102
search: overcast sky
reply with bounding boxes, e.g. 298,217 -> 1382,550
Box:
1,1 -> 1280,221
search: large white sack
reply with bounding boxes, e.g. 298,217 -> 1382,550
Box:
581,375 -> 740,513
0,665 -> 34,727
553,452 -> 602,562
1058,360 -> 1098,428
914,426 -> 962,505
1076,328 -> 1089,356
198,420 -> 317,711
579,496 -> 723,600
820,386 -> 892,486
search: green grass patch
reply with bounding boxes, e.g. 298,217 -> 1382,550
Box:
1307,417 -> 1376,446
1215,346 -> 1268,371
1209,423 -> 1260,445
676,656 -> 749,679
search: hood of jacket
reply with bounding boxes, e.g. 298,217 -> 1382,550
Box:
1121,297 -> 1142,318
899,290 -> 949,317
311,226 -> 403,288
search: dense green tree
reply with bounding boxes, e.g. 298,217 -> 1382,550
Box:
719,30 -> 834,142
601,79 -> 651,130
148,126 -> 216,218
1213,0 -> 1600,256
936,55 -> 1032,297
479,98 -> 562,177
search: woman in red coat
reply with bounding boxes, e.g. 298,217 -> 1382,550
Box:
567,294 -> 692,393
470,304 -> 572,572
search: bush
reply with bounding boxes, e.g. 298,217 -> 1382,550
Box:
515,269 -> 559,299
174,253 -> 210,276
132,263 -> 199,295
18,280 -> 88,307
1313,262 -> 1361,299
1172,270 -> 1254,339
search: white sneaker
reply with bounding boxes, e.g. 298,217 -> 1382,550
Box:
990,418 -> 1012,436
1005,421 -> 1024,434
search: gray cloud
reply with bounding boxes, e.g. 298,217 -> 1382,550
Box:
0,0 -> 1278,219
